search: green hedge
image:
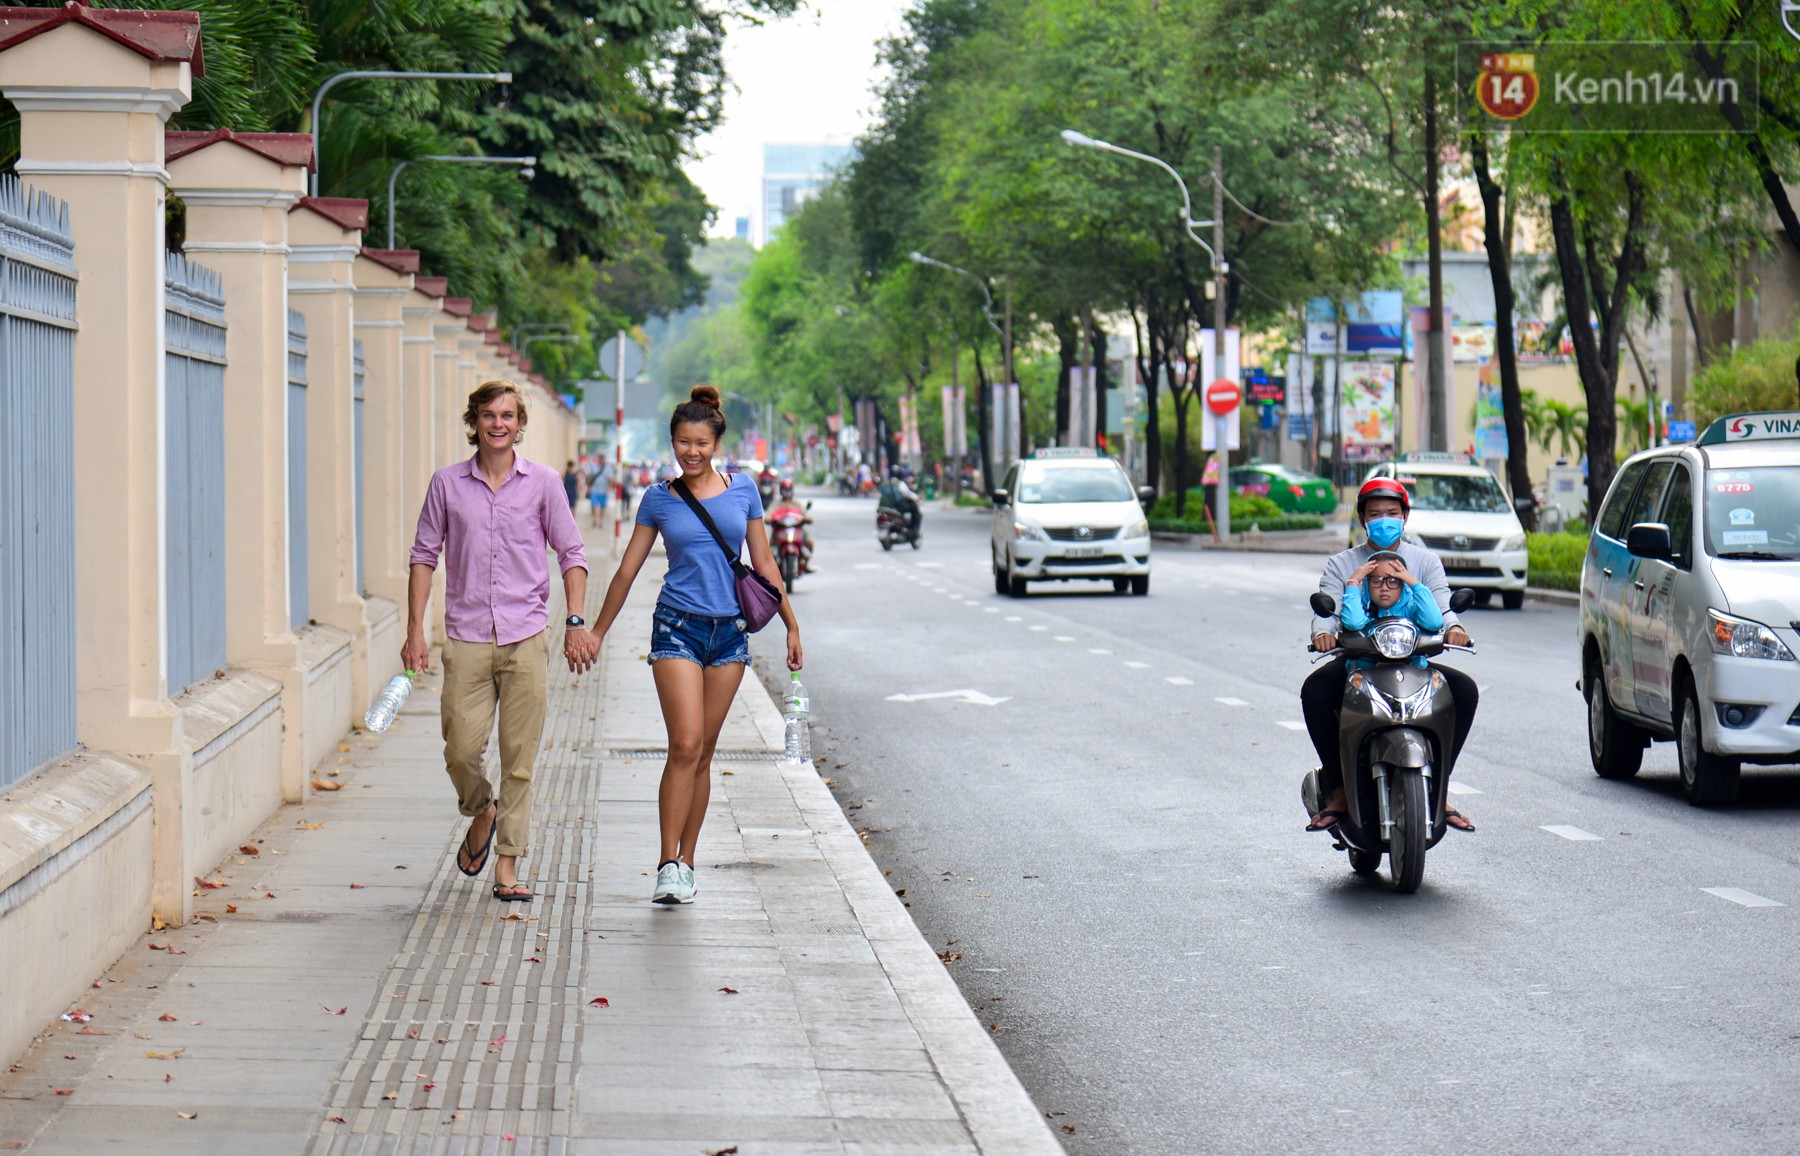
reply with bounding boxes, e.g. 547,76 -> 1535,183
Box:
1149,492 -> 1284,522
1151,514 -> 1325,535
954,492 -> 991,509
1528,531 -> 1587,591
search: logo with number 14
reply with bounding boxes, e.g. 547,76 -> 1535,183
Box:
1477,53 -> 1538,120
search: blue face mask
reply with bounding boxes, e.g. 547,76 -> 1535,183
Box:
1366,516 -> 1405,549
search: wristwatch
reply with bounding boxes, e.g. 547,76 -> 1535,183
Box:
566,614 -> 585,629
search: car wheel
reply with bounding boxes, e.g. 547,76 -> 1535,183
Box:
994,567 -> 1008,596
1585,657 -> 1644,780
1501,589 -> 1525,610
1113,578 -> 1130,594
1008,574 -> 1028,598
1473,590 -> 1493,608
1678,679 -> 1741,805
1130,575 -> 1150,596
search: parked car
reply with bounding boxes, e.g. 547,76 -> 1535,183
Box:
1361,453 -> 1529,608
991,448 -> 1153,597
1228,462 -> 1337,514
1579,410 -> 1800,804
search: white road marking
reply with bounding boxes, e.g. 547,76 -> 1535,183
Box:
1166,677 -> 1194,686
1029,625 -> 1048,632
932,587 -> 949,593
1447,782 -> 1483,796
914,561 -> 944,568
1122,661 -> 1151,670
1215,696 -> 1248,707
984,608 -> 1000,614
1701,887 -> 1786,908
1054,635 -> 1075,642
853,563 -> 882,570
1276,721 -> 1307,731
1005,616 -> 1022,623
1541,825 -> 1602,842
886,689 -> 1012,707
1088,648 -> 1112,655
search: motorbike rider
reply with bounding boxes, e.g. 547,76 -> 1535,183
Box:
1304,477 -> 1478,832
769,478 -> 816,573
890,467 -> 922,538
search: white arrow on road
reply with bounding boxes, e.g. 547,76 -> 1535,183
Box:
885,689 -> 1012,707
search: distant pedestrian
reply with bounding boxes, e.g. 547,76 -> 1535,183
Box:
618,466 -> 634,517
562,460 -> 581,511
588,463 -> 610,528
590,385 -> 803,905
404,381 -> 600,902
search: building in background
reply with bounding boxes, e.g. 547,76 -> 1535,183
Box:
734,216 -> 750,241
759,141 -> 854,246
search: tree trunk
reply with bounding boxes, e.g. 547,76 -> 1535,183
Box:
1549,195 -> 1619,519
1053,314 -> 1077,444
1091,320 -> 1110,452
974,346 -> 995,496
1423,67 -> 1448,451
1470,134 -> 1536,530
1169,355 -> 1190,516
1133,307 -> 1164,497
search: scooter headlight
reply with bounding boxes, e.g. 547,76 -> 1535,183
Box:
1371,620 -> 1419,660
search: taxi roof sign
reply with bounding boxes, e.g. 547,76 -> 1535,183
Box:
1698,411 -> 1800,446
1032,447 -> 1098,459
1398,451 -> 1475,464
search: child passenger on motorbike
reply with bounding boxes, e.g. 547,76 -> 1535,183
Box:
1337,555 -> 1442,670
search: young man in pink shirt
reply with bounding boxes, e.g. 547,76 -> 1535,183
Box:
403,381 -> 600,901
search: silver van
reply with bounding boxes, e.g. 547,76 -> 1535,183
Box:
1580,411 -> 1800,803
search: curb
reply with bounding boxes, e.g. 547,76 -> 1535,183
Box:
1527,585 -> 1579,607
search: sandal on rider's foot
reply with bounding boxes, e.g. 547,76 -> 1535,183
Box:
1445,807 -> 1476,833
1305,808 -> 1348,832
491,881 -> 533,902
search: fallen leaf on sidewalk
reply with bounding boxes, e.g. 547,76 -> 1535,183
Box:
145,1049 -> 185,1060
937,950 -> 963,965
264,892 -> 277,899
348,883 -> 365,890
164,1073 -> 173,1083
407,1031 -> 420,1039
478,980 -> 497,987
296,821 -> 324,830
706,1146 -> 740,1155
177,1112 -> 197,1120
382,1091 -> 397,1101
1061,1124 -> 1076,1134
522,956 -> 542,963
326,1116 -> 347,1125
62,1054 -> 74,1060
423,1083 -> 436,1092
238,845 -> 259,856
310,779 -> 343,792
497,913 -> 528,922
224,905 -> 237,914
587,997 -> 609,1008
60,1011 -> 91,1023
133,1033 -> 151,1040
76,1027 -> 107,1036
323,1006 -> 346,1016
2,1139 -> 24,1149
50,1087 -> 73,1096
717,987 -> 739,995
192,878 -> 226,890
338,744 -> 350,752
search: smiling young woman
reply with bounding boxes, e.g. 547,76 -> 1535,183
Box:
587,385 -> 804,905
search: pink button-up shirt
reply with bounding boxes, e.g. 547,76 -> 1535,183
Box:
409,453 -> 588,645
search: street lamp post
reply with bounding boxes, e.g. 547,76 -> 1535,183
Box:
309,70 -> 513,198
1061,129 -> 1231,540
385,154 -> 537,248
909,251 -> 1012,491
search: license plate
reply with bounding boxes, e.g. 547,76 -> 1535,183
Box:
1064,546 -> 1104,559
1442,555 -> 1481,570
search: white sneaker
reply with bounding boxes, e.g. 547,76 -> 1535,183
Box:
677,862 -> 697,903
651,861 -> 684,905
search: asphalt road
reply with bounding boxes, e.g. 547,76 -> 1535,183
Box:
750,492 -> 1800,1156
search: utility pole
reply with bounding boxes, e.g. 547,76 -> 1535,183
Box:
1424,69 -> 1449,452
613,329 -> 626,553
1212,146 -> 1230,541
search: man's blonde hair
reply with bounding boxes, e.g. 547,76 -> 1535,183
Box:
464,380 -> 529,446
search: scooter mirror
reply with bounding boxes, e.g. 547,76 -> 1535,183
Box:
1309,592 -> 1336,617
1448,588 -> 1476,613
805,501 -> 813,510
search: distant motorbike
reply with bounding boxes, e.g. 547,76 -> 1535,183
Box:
1301,587 -> 1476,893
770,502 -> 811,589
876,502 -> 920,551
757,470 -> 780,510
837,472 -> 857,496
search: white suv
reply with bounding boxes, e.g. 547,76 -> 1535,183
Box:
991,450 -> 1153,597
1362,454 -> 1530,608
1580,411 -> 1800,804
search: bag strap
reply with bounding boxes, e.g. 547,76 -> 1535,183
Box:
670,477 -> 746,573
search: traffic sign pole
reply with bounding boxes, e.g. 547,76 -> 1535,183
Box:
613,329 -> 625,552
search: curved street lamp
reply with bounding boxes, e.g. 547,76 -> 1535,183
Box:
309,70 -> 514,197
386,154 -> 537,248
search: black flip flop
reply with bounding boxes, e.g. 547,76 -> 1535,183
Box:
491,882 -> 533,903
456,806 -> 497,877
1444,808 -> 1477,833
1305,808 -> 1348,832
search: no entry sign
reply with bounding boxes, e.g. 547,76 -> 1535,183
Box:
1205,378 -> 1241,416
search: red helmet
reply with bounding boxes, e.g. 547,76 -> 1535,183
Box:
1356,477 -> 1411,515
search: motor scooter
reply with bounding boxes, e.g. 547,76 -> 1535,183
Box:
1301,587 -> 1475,893
770,501 -> 811,589
876,502 -> 919,551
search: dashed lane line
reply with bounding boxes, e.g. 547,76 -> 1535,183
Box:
1215,696 -> 1248,707
1053,635 -> 1075,642
1122,661 -> 1151,670
1088,648 -> 1112,655
1275,721 -> 1307,731
1165,677 -> 1194,686
1005,616 -> 1022,623
1028,625 -> 1048,633
1541,825 -> 1602,842
1447,782 -> 1483,796
1701,887 -> 1785,908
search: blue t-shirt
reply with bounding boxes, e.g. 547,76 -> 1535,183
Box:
636,472 -> 765,616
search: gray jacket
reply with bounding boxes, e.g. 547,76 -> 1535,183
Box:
1310,541 -> 1463,638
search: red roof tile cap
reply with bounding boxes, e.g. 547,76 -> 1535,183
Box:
0,4 -> 205,74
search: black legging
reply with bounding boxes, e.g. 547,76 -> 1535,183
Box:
1301,658 -> 1479,797
901,498 -> 921,535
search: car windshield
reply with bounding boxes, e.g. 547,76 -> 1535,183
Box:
1705,465 -> 1800,560
1398,472 -> 1510,513
1017,465 -> 1134,504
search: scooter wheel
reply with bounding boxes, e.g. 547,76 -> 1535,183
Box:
879,537 -> 893,552
1348,848 -> 1382,876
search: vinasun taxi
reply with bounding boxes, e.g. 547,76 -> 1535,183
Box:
991,448 -> 1154,598
1579,410 -> 1800,804
1360,452 -> 1531,608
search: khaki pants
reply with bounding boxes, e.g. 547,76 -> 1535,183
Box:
440,631 -> 549,858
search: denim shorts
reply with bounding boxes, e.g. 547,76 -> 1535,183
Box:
647,602 -> 750,667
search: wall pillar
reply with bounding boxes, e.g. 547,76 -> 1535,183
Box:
353,248 -> 417,609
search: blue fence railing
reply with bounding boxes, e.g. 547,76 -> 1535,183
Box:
164,252 -> 228,695
0,178 -> 77,788
287,309 -> 309,630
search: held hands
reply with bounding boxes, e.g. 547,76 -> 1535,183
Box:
565,627 -> 600,674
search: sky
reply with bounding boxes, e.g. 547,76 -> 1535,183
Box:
685,0 -> 915,239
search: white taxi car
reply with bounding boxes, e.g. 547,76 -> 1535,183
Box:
1580,411 -> 1800,804
1362,453 -> 1530,608
991,449 -> 1153,597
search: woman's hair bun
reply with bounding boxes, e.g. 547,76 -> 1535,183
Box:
689,385 -> 721,409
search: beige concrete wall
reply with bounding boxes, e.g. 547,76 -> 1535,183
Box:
179,672 -> 284,877
353,254 -> 412,607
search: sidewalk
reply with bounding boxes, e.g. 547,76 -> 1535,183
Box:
0,520 -> 1060,1154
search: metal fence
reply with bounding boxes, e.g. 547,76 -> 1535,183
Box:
352,339 -> 365,595
0,179 -> 77,788
287,309 -> 308,629
164,252 -> 228,695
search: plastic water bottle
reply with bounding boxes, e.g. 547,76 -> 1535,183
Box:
782,673 -> 811,765
363,671 -> 415,733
